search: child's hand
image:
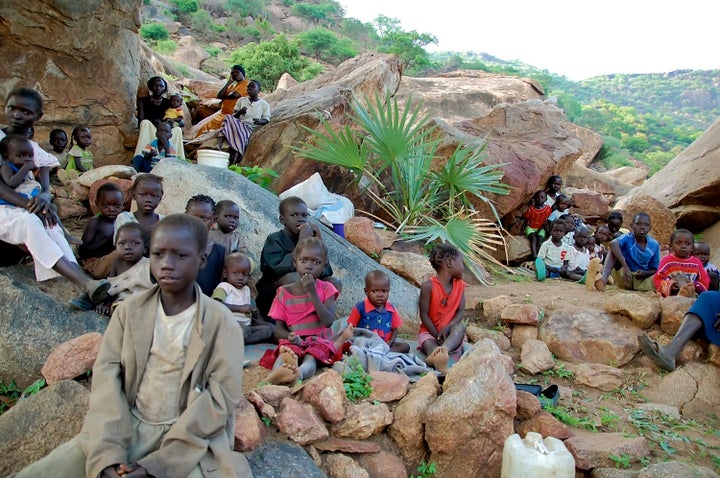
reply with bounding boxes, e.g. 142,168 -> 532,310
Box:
298,223 -> 315,240
145,148 -> 158,158
287,331 -> 301,345
299,272 -> 316,293
237,106 -> 247,116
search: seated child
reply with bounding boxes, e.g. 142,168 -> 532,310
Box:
418,243 -> 467,374
694,241 -> 719,291
212,252 -> 274,344
522,190 -> 552,259
562,226 -> 591,282
348,270 -> 410,353
12,214 -> 252,478
65,125 -> 94,173
560,213 -> 576,247
535,220 -> 569,281
185,194 -> 225,296
592,225 -> 612,262
547,194 -> 571,223
654,229 -> 709,297
256,196 -> 340,318
94,223 -> 154,315
209,199 -> 249,257
79,183 -> 124,279
47,128 -> 68,169
259,237 -> 352,385
113,173 -> 164,243
132,121 -> 176,173
163,93 -> 185,128
607,210 -> 629,239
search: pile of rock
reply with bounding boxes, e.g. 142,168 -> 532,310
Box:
52,165 -> 137,220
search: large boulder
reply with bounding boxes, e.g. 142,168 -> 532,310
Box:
613,194 -> 676,247
0,0 -> 143,164
563,162 -> 633,206
151,159 -> 421,323
642,362 -> 720,420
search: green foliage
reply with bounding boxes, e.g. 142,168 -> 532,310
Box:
342,358 -> 373,401
374,16 -> 437,73
205,45 -> 222,57
227,0 -> 265,17
169,0 -> 199,13
140,22 -> 170,41
339,18 -> 379,48
154,39 -> 178,55
544,403 -> 597,431
0,378 -> 47,414
228,34 -> 323,90
291,1 -> 344,26
190,9 -> 223,33
296,27 -> 357,64
295,93 -> 510,279
542,362 -> 574,379
260,416 -> 272,426
609,454 -> 632,469
228,164 -> 279,190
410,460 -> 437,478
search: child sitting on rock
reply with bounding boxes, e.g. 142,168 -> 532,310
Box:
66,125 -> 94,173
212,252 -> 274,344
418,243 -> 467,374
47,128 -> 68,169
562,225 -> 591,282
694,241 -> 719,291
113,173 -> 164,243
547,194 -> 571,223
209,199 -> 249,258
535,220 -> 569,281
185,194 -> 226,296
654,229 -> 709,297
348,270 -> 410,353
163,93 -> 185,128
522,190 -> 552,259
79,183 -> 124,279
259,237 -> 352,385
132,121 -> 176,173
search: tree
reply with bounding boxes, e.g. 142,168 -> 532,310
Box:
373,15 -> 437,72
291,1 -> 344,26
296,28 -> 357,64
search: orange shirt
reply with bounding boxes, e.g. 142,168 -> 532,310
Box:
419,276 -> 466,334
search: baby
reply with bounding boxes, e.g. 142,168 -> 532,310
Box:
163,93 -> 185,128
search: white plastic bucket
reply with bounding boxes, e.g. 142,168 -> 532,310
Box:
196,149 -> 229,169
501,432 -> 575,478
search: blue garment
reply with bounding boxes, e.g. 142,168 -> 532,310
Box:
352,300 -> 395,341
0,162 -> 39,206
616,232 -> 660,272
687,290 -> 720,345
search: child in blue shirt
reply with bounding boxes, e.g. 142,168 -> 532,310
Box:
132,121 -> 176,173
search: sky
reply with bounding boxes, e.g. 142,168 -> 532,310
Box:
339,0 -> 719,80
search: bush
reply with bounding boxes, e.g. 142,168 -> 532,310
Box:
140,22 -> 170,41
226,0 -> 265,18
169,0 -> 199,13
205,45 -> 222,57
296,27 -> 357,65
154,39 -> 177,55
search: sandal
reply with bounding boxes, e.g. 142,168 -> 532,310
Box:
88,279 -> 111,304
69,293 -> 94,311
638,333 -> 676,371
534,258 -> 547,282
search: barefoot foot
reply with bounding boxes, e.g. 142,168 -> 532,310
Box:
278,345 -> 298,367
338,324 -> 354,343
425,346 -> 450,374
266,363 -> 300,385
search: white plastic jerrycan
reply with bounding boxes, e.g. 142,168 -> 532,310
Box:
501,432 -> 575,478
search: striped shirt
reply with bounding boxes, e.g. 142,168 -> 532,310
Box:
268,279 -> 339,340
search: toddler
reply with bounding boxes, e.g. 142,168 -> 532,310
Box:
418,243 -> 467,373
592,225 -> 612,261
113,173 -> 164,243
212,252 -> 274,344
654,229 -> 709,297
66,125 -> 94,173
694,241 -> 719,291
79,183 -> 124,279
47,128 -> 68,169
562,226 -> 591,282
523,190 -> 552,259
185,194 -> 225,296
348,270 -> 410,353
163,93 -> 185,128
259,237 -> 352,385
560,213 -> 576,247
132,121 -> 176,173
209,199 -> 249,257
547,194 -> 571,223
535,220 -> 569,281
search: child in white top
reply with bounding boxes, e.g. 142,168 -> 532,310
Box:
563,226 -> 591,282
535,220 -> 569,281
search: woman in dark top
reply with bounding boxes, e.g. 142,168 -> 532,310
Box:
134,77 -> 185,161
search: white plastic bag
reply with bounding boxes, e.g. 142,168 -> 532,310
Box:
279,172 -> 354,226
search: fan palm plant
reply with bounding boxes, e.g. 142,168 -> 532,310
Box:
294,93 -> 511,280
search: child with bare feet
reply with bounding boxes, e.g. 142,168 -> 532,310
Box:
259,237 -> 350,385
418,243 -> 467,373
212,252 -> 274,344
653,229 -> 709,297
79,183 -> 124,279
348,270 -> 410,353
562,226 -> 590,282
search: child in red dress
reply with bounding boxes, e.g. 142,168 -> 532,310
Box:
654,229 -> 709,297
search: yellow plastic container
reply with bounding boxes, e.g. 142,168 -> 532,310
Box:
501,432 -> 575,478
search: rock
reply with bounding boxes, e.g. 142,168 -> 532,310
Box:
0,267 -> 107,388
169,35 -> 210,69
77,165 -> 137,188
538,307 -> 640,366
511,325 -> 538,349
276,72 -> 299,90
563,162 -> 632,205
245,390 -> 276,420
234,398 -> 265,452
325,453 -> 369,478
0,1 -> 142,164
566,187 -> 610,218
481,295 -> 514,321
636,461 -> 720,478
591,468 -> 639,478
368,371 -> 409,402
565,430 -> 650,470
70,181 -> 90,202
152,159 -> 420,324
302,369 -> 347,423
515,390 -> 541,420
659,295 -> 695,335
41,332 -> 103,385
378,250 -> 434,288
604,292 -> 660,329
275,397 -> 329,445
256,384 -> 292,407
424,340 -> 515,478
574,363 -> 625,391
356,451 -> 408,478
313,437 -> 381,454
55,197 -> 88,219
388,373 -> 440,464
517,410 -> 572,440
0,380 -> 89,477
677,339 -> 703,365
708,344 -> 720,368
331,401 -> 393,440
642,362 -> 720,420
634,403 -> 680,419
344,217 -> 383,256
501,304 -> 540,325
88,177 -> 134,215
389,238 -> 424,255
247,441 -> 325,478
604,165 -> 649,186
520,339 -> 555,374
613,194 -> 676,247
465,326 -> 511,351
488,235 -> 531,264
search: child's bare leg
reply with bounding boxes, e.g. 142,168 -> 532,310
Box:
389,341 -> 411,353
53,257 -> 109,302
53,213 -> 81,245
563,269 -> 584,281
421,337 -> 440,357
332,324 -> 354,350
298,355 -> 317,381
529,234 -> 538,259
278,345 -> 298,367
443,323 -> 466,354
244,324 -> 274,345
425,346 -> 449,374
596,253 -> 617,291
266,362 -> 299,385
